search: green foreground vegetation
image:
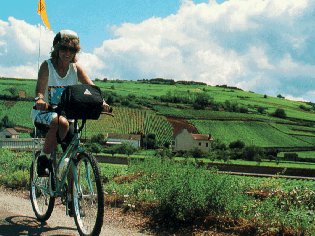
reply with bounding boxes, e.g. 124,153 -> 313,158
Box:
0,149 -> 314,235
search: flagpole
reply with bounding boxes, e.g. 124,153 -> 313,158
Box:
37,0 -> 51,72
38,24 -> 41,71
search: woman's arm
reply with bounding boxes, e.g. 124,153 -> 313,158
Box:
35,61 -> 49,110
36,61 -> 49,97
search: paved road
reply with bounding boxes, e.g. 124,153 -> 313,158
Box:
0,189 -> 150,236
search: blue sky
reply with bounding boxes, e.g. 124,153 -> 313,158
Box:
1,0 -> 315,102
1,0 -> 214,51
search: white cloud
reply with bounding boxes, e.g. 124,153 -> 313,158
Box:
0,17 -> 54,78
1,0 -> 315,102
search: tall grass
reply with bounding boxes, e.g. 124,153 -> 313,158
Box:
123,159 -> 315,234
0,149 -> 314,234
0,149 -> 32,188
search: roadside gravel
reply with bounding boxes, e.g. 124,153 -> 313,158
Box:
0,187 -> 150,236
0,187 -> 235,236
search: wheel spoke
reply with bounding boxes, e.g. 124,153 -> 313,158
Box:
72,153 -> 104,236
30,153 -> 55,222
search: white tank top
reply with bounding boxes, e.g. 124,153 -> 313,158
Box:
45,59 -> 78,105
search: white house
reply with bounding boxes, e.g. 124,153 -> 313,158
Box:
173,129 -> 213,152
0,128 -> 19,139
106,133 -> 141,148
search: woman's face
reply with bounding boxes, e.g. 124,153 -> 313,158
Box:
58,43 -> 76,63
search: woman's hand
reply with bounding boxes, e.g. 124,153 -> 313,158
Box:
35,99 -> 48,110
102,100 -> 110,113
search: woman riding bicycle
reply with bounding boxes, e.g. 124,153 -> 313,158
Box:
32,29 -> 109,177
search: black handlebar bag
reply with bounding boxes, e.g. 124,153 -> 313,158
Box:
59,84 -> 103,120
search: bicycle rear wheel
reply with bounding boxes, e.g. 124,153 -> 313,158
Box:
30,151 -> 55,222
72,152 -> 104,236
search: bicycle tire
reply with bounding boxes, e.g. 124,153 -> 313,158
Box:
30,151 -> 55,222
72,152 -> 104,236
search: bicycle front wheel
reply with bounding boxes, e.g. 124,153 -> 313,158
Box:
30,152 -> 55,222
72,152 -> 104,236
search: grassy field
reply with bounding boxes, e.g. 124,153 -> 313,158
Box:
0,78 -> 35,97
0,100 -> 34,128
191,120 -> 314,147
86,106 -> 173,145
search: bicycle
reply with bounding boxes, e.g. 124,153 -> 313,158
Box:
30,105 -> 110,236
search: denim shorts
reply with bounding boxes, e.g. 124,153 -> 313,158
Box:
31,109 -> 58,126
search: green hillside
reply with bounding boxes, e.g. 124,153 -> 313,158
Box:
191,120 -> 313,147
1,77 -> 315,149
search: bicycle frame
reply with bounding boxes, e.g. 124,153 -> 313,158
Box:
33,120 -> 86,201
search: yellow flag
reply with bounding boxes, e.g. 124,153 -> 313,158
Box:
37,0 -> 51,30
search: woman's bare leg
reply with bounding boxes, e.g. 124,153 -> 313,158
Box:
43,116 -> 69,154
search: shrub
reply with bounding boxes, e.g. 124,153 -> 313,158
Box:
128,159 -> 250,223
229,140 -> 245,149
155,148 -> 172,158
86,143 -> 102,153
0,150 -> 32,188
193,93 -> 212,110
143,133 -> 157,149
190,147 -> 206,158
243,146 -> 262,161
257,106 -> 266,114
299,105 -> 311,111
283,152 -> 298,161
0,115 -> 15,128
272,108 -> 287,119
239,106 -> 248,113
90,133 -> 105,144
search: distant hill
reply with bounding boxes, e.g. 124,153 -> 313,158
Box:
1,77 -> 315,149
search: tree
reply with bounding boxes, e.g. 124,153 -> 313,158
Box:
193,93 -> 212,110
257,106 -> 265,114
0,115 -> 15,128
229,140 -> 245,149
87,143 -> 102,154
243,146 -> 262,161
91,133 -> 105,144
116,142 -> 137,156
190,147 -> 205,158
143,133 -> 157,149
155,148 -> 172,158
272,108 -> 287,119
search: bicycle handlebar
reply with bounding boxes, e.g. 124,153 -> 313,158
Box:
32,104 -> 114,116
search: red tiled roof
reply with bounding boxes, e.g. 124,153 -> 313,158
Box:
191,134 -> 211,140
3,128 -> 19,135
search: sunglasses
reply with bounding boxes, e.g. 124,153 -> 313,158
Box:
59,45 -> 77,53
